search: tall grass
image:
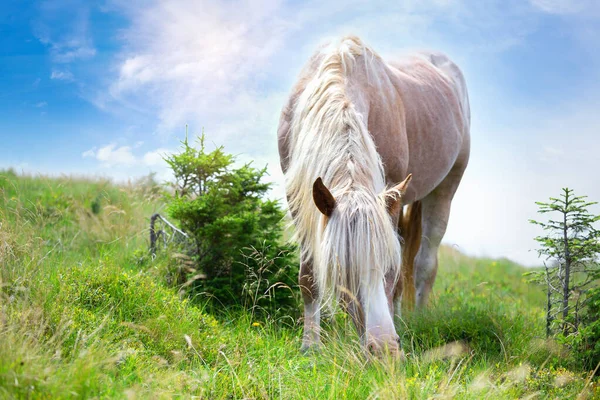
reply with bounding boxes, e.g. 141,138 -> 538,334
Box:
0,170 -> 597,398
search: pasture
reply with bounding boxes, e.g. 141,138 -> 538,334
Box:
0,171 -> 597,399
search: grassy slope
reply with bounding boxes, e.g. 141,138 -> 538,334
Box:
0,171 -> 597,399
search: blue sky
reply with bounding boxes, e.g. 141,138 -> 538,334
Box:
1,0 -> 599,265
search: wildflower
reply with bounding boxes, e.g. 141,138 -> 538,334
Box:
252,322 -> 261,327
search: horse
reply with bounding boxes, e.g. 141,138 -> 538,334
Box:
277,36 -> 470,354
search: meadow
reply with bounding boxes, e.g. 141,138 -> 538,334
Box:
0,170 -> 597,399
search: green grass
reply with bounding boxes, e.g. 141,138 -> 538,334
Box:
0,170 -> 598,399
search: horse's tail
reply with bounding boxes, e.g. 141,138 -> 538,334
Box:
399,200 -> 422,310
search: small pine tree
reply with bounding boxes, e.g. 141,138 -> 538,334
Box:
164,131 -> 298,315
528,188 -> 600,368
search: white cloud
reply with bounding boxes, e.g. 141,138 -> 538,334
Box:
36,26 -> 96,63
107,0 -> 293,133
142,148 -> 171,166
530,0 -> 598,14
83,143 -> 174,172
83,144 -> 136,167
51,69 -> 74,81
34,1 -> 96,64
78,140 -> 170,182
81,147 -> 96,158
34,101 -> 47,108
538,146 -> 564,162
101,0 -> 538,138
97,144 -> 136,166
53,44 -> 96,63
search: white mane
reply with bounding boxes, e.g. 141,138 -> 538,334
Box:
284,36 -> 402,307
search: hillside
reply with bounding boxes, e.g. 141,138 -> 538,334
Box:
0,171 -> 597,399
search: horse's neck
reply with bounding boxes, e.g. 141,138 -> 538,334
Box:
328,109 -> 385,195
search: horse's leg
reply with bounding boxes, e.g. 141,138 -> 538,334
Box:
390,278 -> 404,320
385,271 -> 398,318
299,259 -> 321,352
414,162 -> 467,308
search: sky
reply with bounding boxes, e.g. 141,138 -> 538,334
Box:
1,0 -> 599,266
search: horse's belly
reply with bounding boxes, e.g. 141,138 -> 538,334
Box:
406,127 -> 463,202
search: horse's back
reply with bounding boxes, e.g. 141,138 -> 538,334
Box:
383,52 -> 470,202
387,51 -> 469,134
412,51 -> 470,125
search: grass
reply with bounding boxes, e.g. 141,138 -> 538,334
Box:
0,169 -> 598,399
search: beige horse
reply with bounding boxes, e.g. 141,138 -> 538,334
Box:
277,36 -> 470,353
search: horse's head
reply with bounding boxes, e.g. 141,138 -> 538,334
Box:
312,174 -> 412,354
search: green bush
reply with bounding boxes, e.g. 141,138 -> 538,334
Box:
567,286 -> 600,371
164,133 -> 298,316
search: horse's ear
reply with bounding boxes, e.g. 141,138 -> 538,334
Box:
396,173 -> 412,196
383,173 -> 412,214
313,177 -> 336,217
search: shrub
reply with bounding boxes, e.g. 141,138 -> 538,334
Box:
528,188 -> 600,370
164,132 -> 298,316
570,286 -> 600,371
